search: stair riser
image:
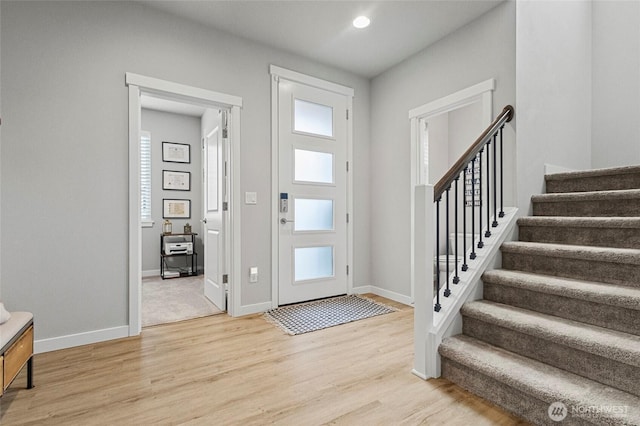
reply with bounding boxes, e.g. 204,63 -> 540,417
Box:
483,282 -> 640,336
463,317 -> 640,397
533,198 -> 640,217
518,225 -> 640,249
546,173 -> 640,193
502,252 -> 640,288
441,358 -> 586,425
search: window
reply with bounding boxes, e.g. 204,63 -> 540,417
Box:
140,130 -> 153,226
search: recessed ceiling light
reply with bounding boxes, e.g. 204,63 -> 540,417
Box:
353,16 -> 370,29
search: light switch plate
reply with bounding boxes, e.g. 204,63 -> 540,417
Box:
245,192 -> 257,205
249,267 -> 258,283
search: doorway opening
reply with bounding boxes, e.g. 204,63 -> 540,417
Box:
126,73 -> 242,336
138,102 -> 223,327
408,78 -> 495,303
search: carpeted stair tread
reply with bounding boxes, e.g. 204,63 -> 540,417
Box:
439,335 -> 640,424
501,241 -> 640,265
545,165 -> 640,193
461,300 -> 640,368
546,164 -> 640,181
518,216 -> 640,229
532,189 -> 640,217
517,216 -> 640,248
482,269 -> 640,311
532,188 -> 640,203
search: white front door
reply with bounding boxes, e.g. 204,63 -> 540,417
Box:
277,80 -> 349,305
203,111 -> 228,311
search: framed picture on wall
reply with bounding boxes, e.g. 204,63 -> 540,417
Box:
163,199 -> 191,219
163,170 -> 191,191
162,141 -> 190,163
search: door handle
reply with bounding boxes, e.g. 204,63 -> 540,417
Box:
280,218 -> 294,225
201,218 -> 207,224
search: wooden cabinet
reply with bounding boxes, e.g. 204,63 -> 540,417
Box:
4,326 -> 33,390
0,315 -> 34,396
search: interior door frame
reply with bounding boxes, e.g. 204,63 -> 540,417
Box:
126,72 -> 242,335
269,65 -> 354,308
408,78 -> 495,305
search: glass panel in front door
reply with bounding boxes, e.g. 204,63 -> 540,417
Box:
294,246 -> 334,281
294,149 -> 334,184
294,99 -> 333,137
294,198 -> 334,231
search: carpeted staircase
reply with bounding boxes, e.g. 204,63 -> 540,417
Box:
439,165 -> 640,425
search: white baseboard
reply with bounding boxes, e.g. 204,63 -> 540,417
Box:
411,368 -> 428,380
352,285 -> 413,306
232,301 -> 273,317
34,325 -> 130,354
142,269 -> 160,278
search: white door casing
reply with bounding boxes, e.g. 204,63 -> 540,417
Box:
408,78 -> 494,303
203,111 -> 228,311
126,72 -> 243,334
271,66 -> 354,306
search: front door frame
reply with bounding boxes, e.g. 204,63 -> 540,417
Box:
126,72 -> 242,335
269,65 -> 354,308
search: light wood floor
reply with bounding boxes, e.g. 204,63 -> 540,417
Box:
1,295 -> 528,425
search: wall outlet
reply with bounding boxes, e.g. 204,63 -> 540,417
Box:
249,267 -> 258,283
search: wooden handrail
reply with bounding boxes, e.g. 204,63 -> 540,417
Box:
433,105 -> 514,201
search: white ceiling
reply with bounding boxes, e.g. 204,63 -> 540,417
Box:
138,0 -> 504,78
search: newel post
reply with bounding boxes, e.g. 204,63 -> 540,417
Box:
412,184 -> 435,379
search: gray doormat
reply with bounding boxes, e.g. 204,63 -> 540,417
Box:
264,294 -> 397,335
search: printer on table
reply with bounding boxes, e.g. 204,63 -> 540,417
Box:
163,235 -> 193,255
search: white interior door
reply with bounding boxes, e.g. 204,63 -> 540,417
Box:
203,111 -> 227,311
278,80 -> 348,305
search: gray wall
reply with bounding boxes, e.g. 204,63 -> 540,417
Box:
141,109 -> 203,274
369,1 -> 515,299
0,1 -> 370,341
515,0 -> 592,214
591,0 -> 640,168
0,0 -> 2,301
448,102 -> 483,165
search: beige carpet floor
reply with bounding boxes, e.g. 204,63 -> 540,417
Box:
142,275 -> 223,327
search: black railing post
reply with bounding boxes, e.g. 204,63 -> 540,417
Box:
485,140 -> 491,238
499,125 -> 505,218
453,176 -> 460,284
477,150 -> 484,249
462,167 -> 468,271
492,133 -> 498,227
435,197 -> 441,312
470,157 -> 477,260
444,188 -> 451,297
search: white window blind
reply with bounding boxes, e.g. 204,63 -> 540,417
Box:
140,131 -> 152,223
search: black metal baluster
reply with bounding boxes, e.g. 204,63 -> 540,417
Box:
435,197 -> 441,312
477,150 -> 484,249
462,166 -> 468,271
499,125 -> 505,218
492,133 -> 499,227
485,140 -> 491,238
444,188 -> 451,297
453,176 -> 460,284
470,158 -> 477,260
